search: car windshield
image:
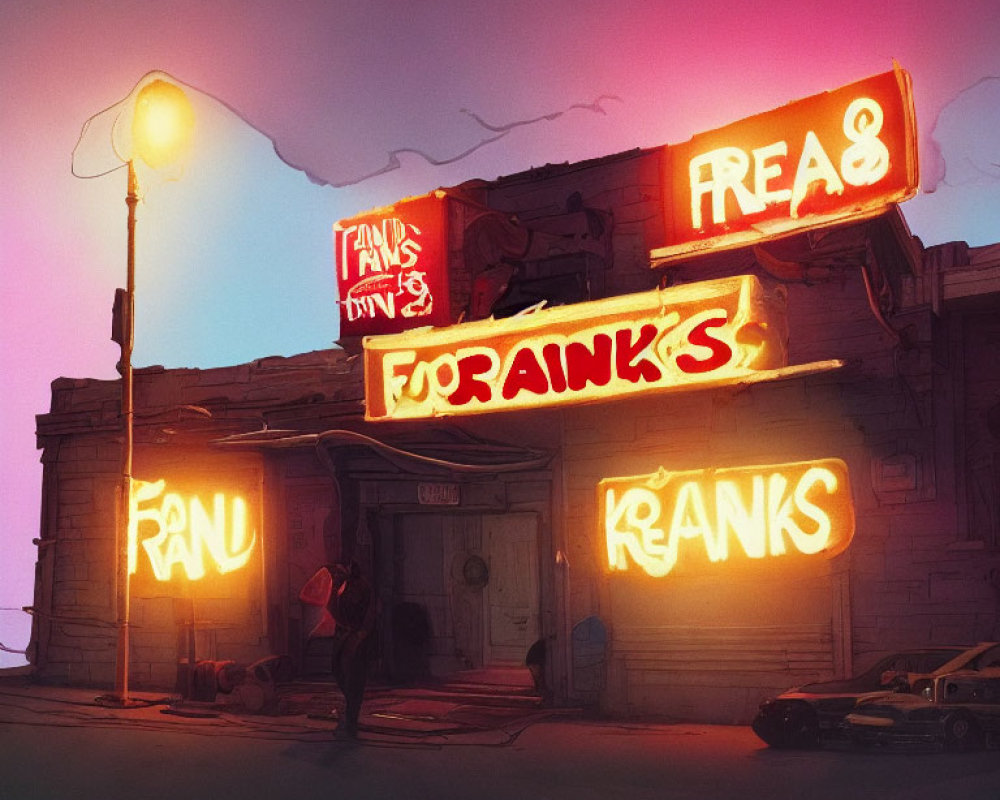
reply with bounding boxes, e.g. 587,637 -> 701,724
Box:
796,649 -> 964,692
931,643 -> 1000,675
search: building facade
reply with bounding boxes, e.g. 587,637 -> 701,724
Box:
31,140 -> 1000,722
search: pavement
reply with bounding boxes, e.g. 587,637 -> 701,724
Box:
0,665 -> 577,747
4,667 -> 1000,800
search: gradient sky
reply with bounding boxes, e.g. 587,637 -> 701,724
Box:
2,0 -> 999,666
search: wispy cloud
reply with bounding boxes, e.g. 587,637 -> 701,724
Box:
923,76 -> 1000,192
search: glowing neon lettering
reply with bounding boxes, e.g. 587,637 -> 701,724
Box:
345,275 -> 396,322
565,334 -> 613,390
365,275 -> 792,421
752,142 -> 792,207
688,97 -> 890,228
339,219 -> 434,325
605,487 -> 670,578
385,314 -> 735,415
690,147 -> 766,228
789,131 -> 845,219
341,219 -> 422,280
129,479 -> 256,581
675,316 -> 733,374
601,459 -> 854,578
840,97 -> 890,186
655,67 -> 917,265
502,347 -> 550,399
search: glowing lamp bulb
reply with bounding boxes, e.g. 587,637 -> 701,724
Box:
131,79 -> 195,170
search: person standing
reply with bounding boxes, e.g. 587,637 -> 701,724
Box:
327,561 -> 375,739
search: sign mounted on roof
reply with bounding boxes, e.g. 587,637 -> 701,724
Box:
335,192 -> 451,338
652,65 -> 918,266
364,274 -> 841,422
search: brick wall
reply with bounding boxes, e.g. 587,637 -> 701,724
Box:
32,350 -> 364,688
31,144 -> 1000,721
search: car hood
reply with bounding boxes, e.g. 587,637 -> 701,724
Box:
854,691 -> 930,710
782,678 -> 876,695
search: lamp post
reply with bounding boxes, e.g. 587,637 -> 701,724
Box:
112,78 -> 194,704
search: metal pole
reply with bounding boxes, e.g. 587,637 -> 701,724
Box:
113,160 -> 138,703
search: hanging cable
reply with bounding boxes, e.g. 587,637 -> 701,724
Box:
217,428 -> 553,474
860,261 -> 902,345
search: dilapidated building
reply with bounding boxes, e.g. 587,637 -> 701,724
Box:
31,73 -> 1000,722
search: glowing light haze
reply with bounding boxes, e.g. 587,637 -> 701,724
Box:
2,0 -> 999,665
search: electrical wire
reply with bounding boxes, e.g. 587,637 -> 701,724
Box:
860,261 -> 902,345
218,426 -> 553,474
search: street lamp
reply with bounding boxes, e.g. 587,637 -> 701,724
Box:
111,77 -> 194,705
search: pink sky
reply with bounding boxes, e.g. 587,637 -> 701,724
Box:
2,0 -> 999,665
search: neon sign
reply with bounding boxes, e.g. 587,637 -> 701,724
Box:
600,459 -> 854,578
128,479 -> 257,581
364,274 -> 793,420
652,66 -> 918,265
335,192 -> 451,337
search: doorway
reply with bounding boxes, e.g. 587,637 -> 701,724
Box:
392,512 -> 539,676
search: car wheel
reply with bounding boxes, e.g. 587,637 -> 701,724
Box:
752,704 -> 818,749
750,713 -> 780,748
795,715 -> 821,749
784,705 -> 820,749
943,711 -> 982,752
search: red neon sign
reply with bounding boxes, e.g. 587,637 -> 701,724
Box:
335,192 -> 451,337
652,66 -> 918,265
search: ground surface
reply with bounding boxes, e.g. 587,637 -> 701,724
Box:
2,678 -> 999,800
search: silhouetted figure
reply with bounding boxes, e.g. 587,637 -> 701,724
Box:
327,561 -> 375,738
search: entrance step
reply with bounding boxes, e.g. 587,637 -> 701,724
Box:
369,685 -> 543,709
369,667 -> 543,709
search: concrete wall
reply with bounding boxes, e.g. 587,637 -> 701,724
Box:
32,351 -> 363,688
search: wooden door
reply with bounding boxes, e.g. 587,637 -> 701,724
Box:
483,512 -> 540,665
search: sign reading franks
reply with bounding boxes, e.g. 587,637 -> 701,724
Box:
129,477 -> 258,590
601,459 -> 855,578
652,65 -> 918,265
335,192 -> 451,338
364,274 -> 841,421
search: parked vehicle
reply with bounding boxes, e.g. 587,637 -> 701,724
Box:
845,642 -> 1000,751
751,647 -> 966,748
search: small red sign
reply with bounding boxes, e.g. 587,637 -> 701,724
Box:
653,66 -> 918,265
335,192 -> 451,337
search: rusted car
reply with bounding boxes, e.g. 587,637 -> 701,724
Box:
751,647 -> 965,748
845,642 -> 1000,751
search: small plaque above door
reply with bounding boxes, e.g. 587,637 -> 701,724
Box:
418,482 -> 461,506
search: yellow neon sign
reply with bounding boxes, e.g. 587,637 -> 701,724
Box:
128,479 -> 257,581
364,275 -> 810,421
600,459 -> 854,578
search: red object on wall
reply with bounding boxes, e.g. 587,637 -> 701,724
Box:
335,192 -> 451,338
299,566 -> 337,639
